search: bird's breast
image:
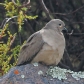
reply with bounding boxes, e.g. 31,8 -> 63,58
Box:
32,29 -> 65,65
40,29 -> 65,50
32,43 -> 63,65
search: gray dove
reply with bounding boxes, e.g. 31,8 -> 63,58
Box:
17,19 -> 66,66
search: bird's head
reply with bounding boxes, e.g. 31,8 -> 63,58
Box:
45,19 -> 67,34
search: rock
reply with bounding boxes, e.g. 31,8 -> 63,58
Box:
0,63 -> 84,84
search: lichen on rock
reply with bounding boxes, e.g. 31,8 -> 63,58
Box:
38,70 -> 43,75
32,62 -> 38,66
47,66 -> 84,80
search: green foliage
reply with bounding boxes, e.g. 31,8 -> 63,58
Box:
0,0 -> 38,76
0,0 -> 38,31
0,24 -> 20,75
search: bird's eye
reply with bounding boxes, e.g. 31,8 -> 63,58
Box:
59,24 -> 61,26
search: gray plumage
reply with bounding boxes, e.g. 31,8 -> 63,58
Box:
17,19 -> 66,66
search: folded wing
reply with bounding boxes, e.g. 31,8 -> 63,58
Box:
17,32 -> 44,65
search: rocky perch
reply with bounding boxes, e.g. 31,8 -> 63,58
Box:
0,63 -> 84,84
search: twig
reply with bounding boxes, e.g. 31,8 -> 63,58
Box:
37,0 -> 51,20
49,0 -> 54,13
67,33 -> 84,35
24,19 -> 35,34
53,5 -> 84,15
0,18 -> 7,28
74,51 -> 84,71
10,35 -> 16,47
12,0 -> 30,8
58,62 -> 70,70
65,30 -> 84,36
63,49 -> 73,70
71,22 -> 84,24
0,16 -> 17,29
67,30 -> 73,35
75,60 -> 84,71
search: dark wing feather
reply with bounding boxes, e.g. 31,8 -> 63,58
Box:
17,32 -> 44,65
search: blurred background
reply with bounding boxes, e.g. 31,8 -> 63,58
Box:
0,0 -> 84,76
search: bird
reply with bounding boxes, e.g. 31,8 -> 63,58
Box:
17,19 -> 66,66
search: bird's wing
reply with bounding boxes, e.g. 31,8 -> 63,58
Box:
17,32 -> 44,65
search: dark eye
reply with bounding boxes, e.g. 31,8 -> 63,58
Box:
59,24 -> 61,26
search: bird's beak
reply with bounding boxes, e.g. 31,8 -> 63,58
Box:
62,27 -> 68,33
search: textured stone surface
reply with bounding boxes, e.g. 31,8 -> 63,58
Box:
0,64 -> 84,84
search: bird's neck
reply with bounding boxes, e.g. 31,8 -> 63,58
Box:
47,28 -> 63,35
